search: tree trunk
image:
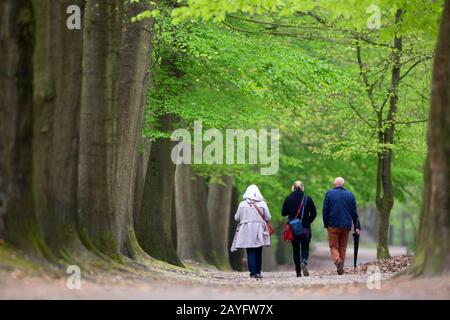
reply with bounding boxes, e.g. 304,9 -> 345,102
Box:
191,172 -> 216,265
77,0 -> 124,259
412,0 -> 450,277
207,175 -> 233,270
114,0 -> 155,258
262,245 -> 277,271
275,221 -> 287,266
175,164 -> 197,260
0,0 -> 43,252
133,137 -> 151,229
171,183 -> 178,253
375,9 -> 402,258
29,0 -> 85,261
229,186 -> 243,270
136,114 -> 183,266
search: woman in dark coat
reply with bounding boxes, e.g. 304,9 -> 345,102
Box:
281,181 -> 317,277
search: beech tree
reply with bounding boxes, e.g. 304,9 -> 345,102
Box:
0,0 -> 41,253
412,0 -> 450,277
207,175 -> 233,270
191,172 -> 217,265
137,113 -> 183,266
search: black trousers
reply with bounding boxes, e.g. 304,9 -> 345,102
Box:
291,234 -> 310,269
246,246 -> 263,276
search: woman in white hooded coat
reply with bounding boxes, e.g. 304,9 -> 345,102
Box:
231,185 -> 271,279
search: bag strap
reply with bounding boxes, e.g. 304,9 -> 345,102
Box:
253,205 -> 267,223
294,195 -> 305,219
299,196 -> 308,223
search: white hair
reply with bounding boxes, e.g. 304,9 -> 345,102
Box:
334,177 -> 345,187
291,180 -> 304,192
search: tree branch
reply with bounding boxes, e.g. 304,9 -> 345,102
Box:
399,56 -> 432,81
396,119 -> 428,125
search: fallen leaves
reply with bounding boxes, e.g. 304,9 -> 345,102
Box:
348,255 -> 413,275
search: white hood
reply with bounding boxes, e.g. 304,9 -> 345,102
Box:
243,184 -> 264,203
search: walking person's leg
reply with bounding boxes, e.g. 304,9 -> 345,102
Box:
338,229 -> 350,265
255,246 -> 263,278
334,228 -> 347,275
291,236 -> 302,277
246,248 -> 256,277
300,236 -> 310,276
327,227 -> 340,266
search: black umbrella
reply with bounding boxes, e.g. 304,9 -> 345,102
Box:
352,232 -> 360,268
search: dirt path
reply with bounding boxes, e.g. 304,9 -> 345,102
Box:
1,269 -> 449,300
0,243 -> 448,300
1,260 -> 449,300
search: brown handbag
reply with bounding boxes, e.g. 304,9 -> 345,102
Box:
254,205 -> 274,236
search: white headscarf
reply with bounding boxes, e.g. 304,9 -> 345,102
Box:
243,184 -> 264,203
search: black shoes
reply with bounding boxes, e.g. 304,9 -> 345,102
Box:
300,261 -> 309,277
337,260 -> 344,275
296,268 -> 302,277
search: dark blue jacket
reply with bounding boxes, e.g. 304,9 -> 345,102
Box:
322,187 -> 360,230
281,190 -> 317,228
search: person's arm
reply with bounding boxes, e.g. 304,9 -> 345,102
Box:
308,197 -> 317,224
262,202 -> 272,221
322,192 -> 329,228
351,194 -> 361,231
234,205 -> 241,222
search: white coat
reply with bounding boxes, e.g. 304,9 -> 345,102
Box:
230,199 -> 271,252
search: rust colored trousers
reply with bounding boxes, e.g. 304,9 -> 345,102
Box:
327,227 -> 350,266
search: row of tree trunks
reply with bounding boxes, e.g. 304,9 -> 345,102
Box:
412,0 -> 450,277
0,0 -> 156,264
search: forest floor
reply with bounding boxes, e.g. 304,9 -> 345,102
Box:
0,242 -> 449,299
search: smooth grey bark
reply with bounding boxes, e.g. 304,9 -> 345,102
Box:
77,0 -> 124,258
207,175 -> 233,270
229,186 -> 243,270
115,0 -> 155,257
133,137 -> 151,229
136,114 -> 183,266
30,0 -> 85,260
191,172 -> 216,265
175,164 -> 196,260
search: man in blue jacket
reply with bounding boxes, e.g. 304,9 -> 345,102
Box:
323,177 -> 361,275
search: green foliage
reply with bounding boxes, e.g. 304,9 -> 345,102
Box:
146,0 -> 434,242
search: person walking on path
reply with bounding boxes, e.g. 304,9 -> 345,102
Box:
282,181 -> 317,277
323,177 -> 361,275
231,185 -> 272,279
